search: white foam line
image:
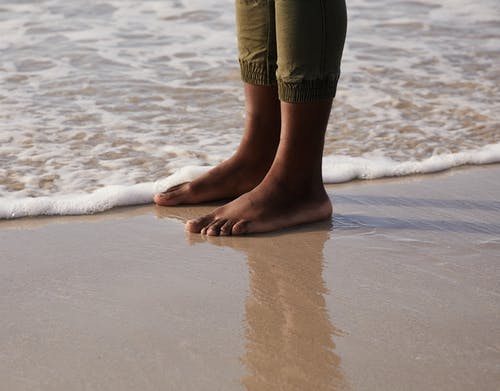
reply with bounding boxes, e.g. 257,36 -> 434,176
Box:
0,183 -> 153,220
323,142 -> 500,183
1,144 -> 499,219
0,166 -> 211,219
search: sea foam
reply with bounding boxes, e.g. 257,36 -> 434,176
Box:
1,143 -> 499,219
322,142 -> 500,182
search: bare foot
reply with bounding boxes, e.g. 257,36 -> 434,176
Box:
185,98 -> 335,235
185,174 -> 332,235
154,153 -> 273,206
154,84 -> 281,206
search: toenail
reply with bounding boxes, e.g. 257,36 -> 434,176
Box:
232,221 -> 248,235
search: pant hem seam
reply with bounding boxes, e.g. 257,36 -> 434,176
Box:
277,74 -> 340,103
239,60 -> 277,86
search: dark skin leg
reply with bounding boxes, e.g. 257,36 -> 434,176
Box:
154,84 -> 281,206
186,99 -> 333,236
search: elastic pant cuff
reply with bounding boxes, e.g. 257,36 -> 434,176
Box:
278,74 -> 340,103
239,60 -> 277,86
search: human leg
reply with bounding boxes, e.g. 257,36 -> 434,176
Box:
154,84 -> 280,206
187,0 -> 347,235
187,99 -> 334,235
154,0 -> 280,206
275,0 -> 347,102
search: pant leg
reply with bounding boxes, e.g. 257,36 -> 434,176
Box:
236,0 -> 277,86
275,0 -> 347,102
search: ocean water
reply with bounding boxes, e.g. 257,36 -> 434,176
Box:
1,0 -> 499,218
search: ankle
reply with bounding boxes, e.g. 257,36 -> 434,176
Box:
263,163 -> 327,200
230,150 -> 274,178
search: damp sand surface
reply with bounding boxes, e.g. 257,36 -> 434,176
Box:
1,164 -> 499,391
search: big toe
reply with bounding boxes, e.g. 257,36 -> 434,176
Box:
154,189 -> 186,206
186,214 -> 215,233
154,193 -> 168,205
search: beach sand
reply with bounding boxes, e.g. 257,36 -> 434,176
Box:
1,165 -> 499,391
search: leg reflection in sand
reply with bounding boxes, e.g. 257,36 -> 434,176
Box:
192,224 -> 347,391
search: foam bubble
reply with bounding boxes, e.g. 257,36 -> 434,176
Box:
322,142 -> 500,183
0,165 -> 210,219
1,144 -> 499,219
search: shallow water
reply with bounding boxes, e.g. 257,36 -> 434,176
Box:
1,0 -> 499,217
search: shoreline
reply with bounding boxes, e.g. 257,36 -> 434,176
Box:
2,162 -> 500,229
1,163 -> 499,391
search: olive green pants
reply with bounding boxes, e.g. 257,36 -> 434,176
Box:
236,0 -> 347,103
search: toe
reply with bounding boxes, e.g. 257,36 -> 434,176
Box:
186,214 -> 214,233
153,193 -> 164,204
206,219 -> 227,236
220,220 -> 235,236
200,220 -> 216,235
154,189 -> 182,206
154,183 -> 190,206
231,220 -> 250,235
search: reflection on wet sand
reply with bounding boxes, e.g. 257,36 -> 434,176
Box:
189,224 -> 348,391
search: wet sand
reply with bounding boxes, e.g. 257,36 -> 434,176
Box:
1,165 -> 499,391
